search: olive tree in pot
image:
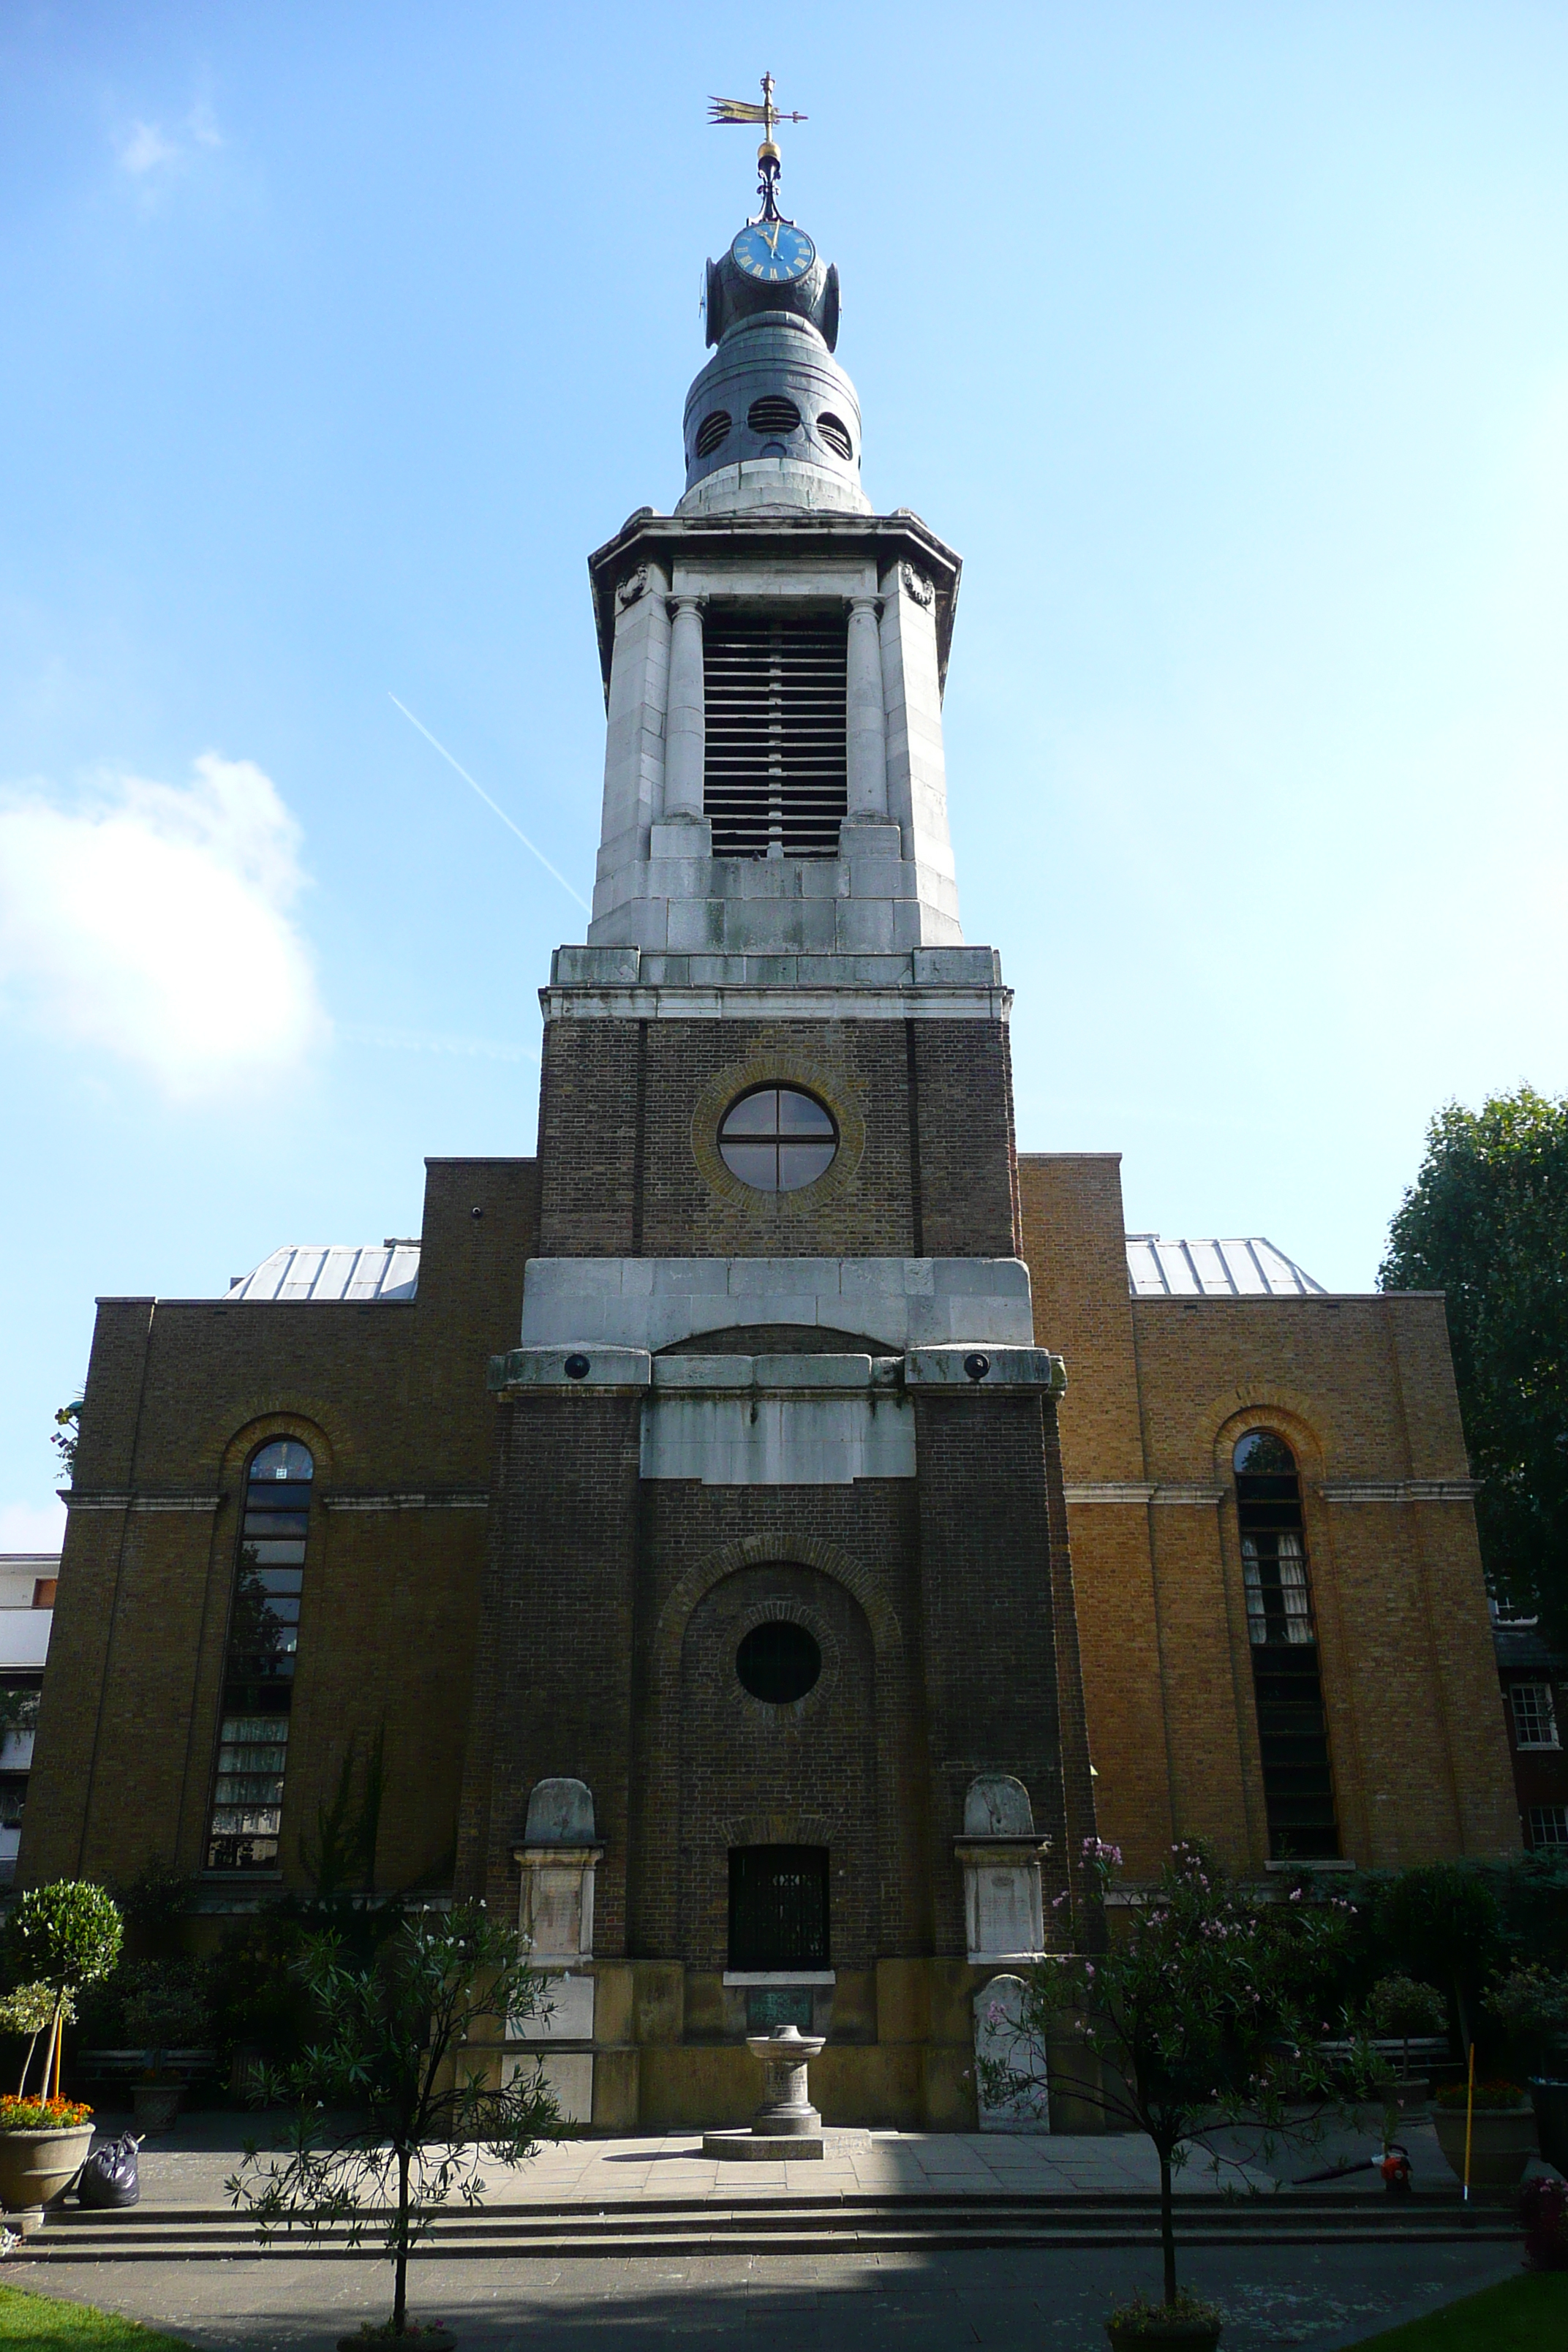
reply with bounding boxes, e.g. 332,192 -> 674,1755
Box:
227,1902 -> 562,2348
0,1880 -> 123,2232
1366,1973 -> 1447,2112
976,1840 -> 1369,2351
122,1963 -> 213,2134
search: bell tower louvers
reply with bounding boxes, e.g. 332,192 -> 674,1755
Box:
459,120 -> 1099,2133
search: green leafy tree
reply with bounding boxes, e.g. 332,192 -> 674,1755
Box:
121,1961 -> 212,2081
1373,1861 -> 1501,2056
5,1880 -> 123,2098
1379,1087 -> 1568,1633
228,1903 -> 562,2339
976,1840 -> 1370,2314
1368,1972 -> 1448,2077
1485,1963 -> 1568,2075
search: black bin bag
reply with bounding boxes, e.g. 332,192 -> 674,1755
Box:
77,2131 -> 141,2209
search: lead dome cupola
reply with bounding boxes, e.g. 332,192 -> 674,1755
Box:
680,83 -> 867,516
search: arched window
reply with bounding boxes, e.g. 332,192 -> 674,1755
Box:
1233,1430 -> 1338,1861
206,1439 -> 314,1873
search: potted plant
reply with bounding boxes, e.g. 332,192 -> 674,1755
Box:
0,1880 -> 122,2232
122,1962 -> 212,2133
1431,2079 -> 1537,2188
227,1901 -> 564,2345
1485,1965 -> 1568,2173
976,1839 -> 1373,2349
1367,1972 -> 1447,2111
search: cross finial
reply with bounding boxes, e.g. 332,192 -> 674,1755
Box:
707,72 -> 807,222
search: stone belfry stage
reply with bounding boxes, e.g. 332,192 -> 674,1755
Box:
456,111 -> 1100,2128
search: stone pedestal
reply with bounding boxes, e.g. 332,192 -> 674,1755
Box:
704,2023 -> 832,2160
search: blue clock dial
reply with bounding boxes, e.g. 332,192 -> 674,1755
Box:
731,222 -> 816,284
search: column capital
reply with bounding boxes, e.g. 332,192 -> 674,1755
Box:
845,592 -> 883,618
667,592 -> 708,618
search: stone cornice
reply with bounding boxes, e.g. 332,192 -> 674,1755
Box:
587,506 -> 962,704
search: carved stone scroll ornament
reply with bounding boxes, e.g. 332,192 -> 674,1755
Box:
900,563 -> 934,608
615,565 -> 649,610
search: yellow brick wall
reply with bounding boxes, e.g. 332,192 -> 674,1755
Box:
1018,1153 -> 1520,1879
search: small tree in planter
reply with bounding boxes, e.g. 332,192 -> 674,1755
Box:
1368,1973 -> 1447,2090
0,1985 -> 75,2098
0,1882 -> 121,2232
4,1880 -> 124,2101
122,1961 -> 213,2131
1373,1862 -> 1501,2056
228,1902 -> 562,2345
976,1840 -> 1370,2348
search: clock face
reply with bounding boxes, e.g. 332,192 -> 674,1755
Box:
731,222 -> 816,284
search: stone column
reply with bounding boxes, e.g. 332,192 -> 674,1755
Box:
843,594 -> 889,825
663,595 -> 706,823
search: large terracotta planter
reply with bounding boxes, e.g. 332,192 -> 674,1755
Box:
1432,2102 -> 1537,2189
0,2125 -> 95,2234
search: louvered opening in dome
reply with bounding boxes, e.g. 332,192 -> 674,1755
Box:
695,410 -> 731,459
816,412 -> 853,461
747,395 -> 802,437
704,609 -> 848,860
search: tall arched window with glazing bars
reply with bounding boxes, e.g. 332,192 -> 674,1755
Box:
1233,1430 -> 1339,1861
206,1438 -> 313,1872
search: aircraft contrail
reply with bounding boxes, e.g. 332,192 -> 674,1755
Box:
389,693 -> 592,914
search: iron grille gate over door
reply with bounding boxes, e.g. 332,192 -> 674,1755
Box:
728,1844 -> 830,1969
704,610 -> 848,859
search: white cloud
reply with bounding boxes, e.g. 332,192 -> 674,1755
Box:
115,103 -> 222,182
0,755 -> 329,1098
118,120 -> 178,176
0,1501 -> 65,1555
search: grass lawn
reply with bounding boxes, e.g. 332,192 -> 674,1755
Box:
0,2284 -> 189,2347
1352,2268 -> 1568,2348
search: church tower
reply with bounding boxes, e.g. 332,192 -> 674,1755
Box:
458,110 -> 1100,2130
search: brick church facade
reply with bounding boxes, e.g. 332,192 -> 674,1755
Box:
21,152 -> 1518,2132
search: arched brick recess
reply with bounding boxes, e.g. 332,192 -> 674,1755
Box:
1198,1387 -> 1328,1482
652,1532 -> 904,1676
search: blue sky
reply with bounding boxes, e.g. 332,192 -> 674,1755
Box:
3,2 -> 1567,1545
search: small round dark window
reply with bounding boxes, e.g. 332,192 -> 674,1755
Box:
747,394 -> 801,437
695,409 -> 731,458
816,411 -> 853,460
719,1086 -> 836,1193
736,1620 -> 822,1704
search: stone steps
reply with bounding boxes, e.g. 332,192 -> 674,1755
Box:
20,2192 -> 1517,2264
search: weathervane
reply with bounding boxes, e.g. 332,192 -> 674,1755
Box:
709,73 -> 807,224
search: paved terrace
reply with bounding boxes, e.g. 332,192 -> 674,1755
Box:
35,2114 -> 1464,2205
8,2118 -> 1531,2352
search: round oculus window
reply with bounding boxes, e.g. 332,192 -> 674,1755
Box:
736,1619 -> 822,1705
719,1087 -> 837,1194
